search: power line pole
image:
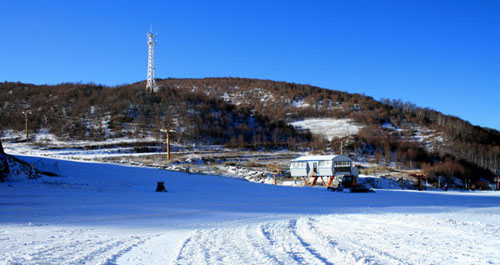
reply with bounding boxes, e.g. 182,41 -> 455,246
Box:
166,129 -> 171,161
161,126 -> 176,161
22,110 -> 32,139
266,162 -> 282,185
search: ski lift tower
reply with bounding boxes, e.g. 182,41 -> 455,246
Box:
146,30 -> 157,93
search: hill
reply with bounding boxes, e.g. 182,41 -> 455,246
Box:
1,78 -> 499,184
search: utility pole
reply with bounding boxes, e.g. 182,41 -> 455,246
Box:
266,162 -> 282,185
166,129 -> 170,161
22,110 -> 32,139
161,126 -> 176,161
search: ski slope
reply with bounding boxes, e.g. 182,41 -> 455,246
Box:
289,118 -> 361,141
1,155 -> 500,264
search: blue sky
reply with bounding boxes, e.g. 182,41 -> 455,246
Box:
1,0 -> 499,130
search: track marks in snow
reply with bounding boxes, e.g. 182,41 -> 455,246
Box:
174,220 -> 340,265
2,211 -> 499,264
115,230 -> 193,265
0,227 -> 150,265
308,213 -> 500,265
259,220 -> 334,264
169,212 -> 500,265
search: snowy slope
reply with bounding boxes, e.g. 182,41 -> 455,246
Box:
2,132 -> 162,160
1,156 -> 500,264
290,118 -> 362,141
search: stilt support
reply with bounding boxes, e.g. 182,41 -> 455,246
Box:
310,176 -> 319,186
326,176 -> 334,187
302,176 -> 308,186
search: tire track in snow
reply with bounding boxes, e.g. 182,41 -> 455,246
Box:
287,219 -> 333,264
68,240 -> 127,264
0,228 -> 148,265
258,219 -> 333,264
307,213 -> 500,265
5,210 -> 499,265
295,217 -> 361,265
304,216 -> 394,265
172,218 -> 387,265
110,230 -> 194,265
174,223 -> 306,265
311,215 -> 413,265
174,230 -> 213,265
94,235 -> 155,265
244,224 -> 282,264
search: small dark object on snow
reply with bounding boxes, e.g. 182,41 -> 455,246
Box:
327,187 -> 343,192
350,186 -> 375,193
156,181 -> 167,192
328,186 -> 374,193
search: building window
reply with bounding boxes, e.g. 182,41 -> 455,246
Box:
318,160 -> 332,167
292,162 -> 308,168
334,161 -> 351,172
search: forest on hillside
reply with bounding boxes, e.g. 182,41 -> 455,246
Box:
155,78 -> 500,177
0,81 -> 311,149
1,78 -> 499,182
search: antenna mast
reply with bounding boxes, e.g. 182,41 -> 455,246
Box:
146,29 -> 157,92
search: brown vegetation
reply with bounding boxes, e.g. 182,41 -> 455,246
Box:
1,78 -> 498,185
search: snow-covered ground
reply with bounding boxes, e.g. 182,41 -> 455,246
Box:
2,131 -> 164,160
1,155 -> 500,264
290,118 -> 362,141
2,138 -> 286,183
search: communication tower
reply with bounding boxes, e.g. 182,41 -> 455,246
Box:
146,30 -> 157,92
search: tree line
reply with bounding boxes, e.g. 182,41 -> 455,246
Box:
1,78 -> 498,184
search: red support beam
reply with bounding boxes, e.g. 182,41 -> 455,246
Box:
310,176 -> 319,186
320,177 -> 326,187
327,176 -> 334,187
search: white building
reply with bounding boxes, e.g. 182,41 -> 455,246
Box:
289,155 -> 358,178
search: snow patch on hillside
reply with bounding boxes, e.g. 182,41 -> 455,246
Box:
291,99 -> 311,108
2,131 -> 163,160
202,86 -> 276,106
290,118 -> 362,141
382,122 -> 399,131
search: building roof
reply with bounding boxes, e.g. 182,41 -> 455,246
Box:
291,155 -> 350,162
